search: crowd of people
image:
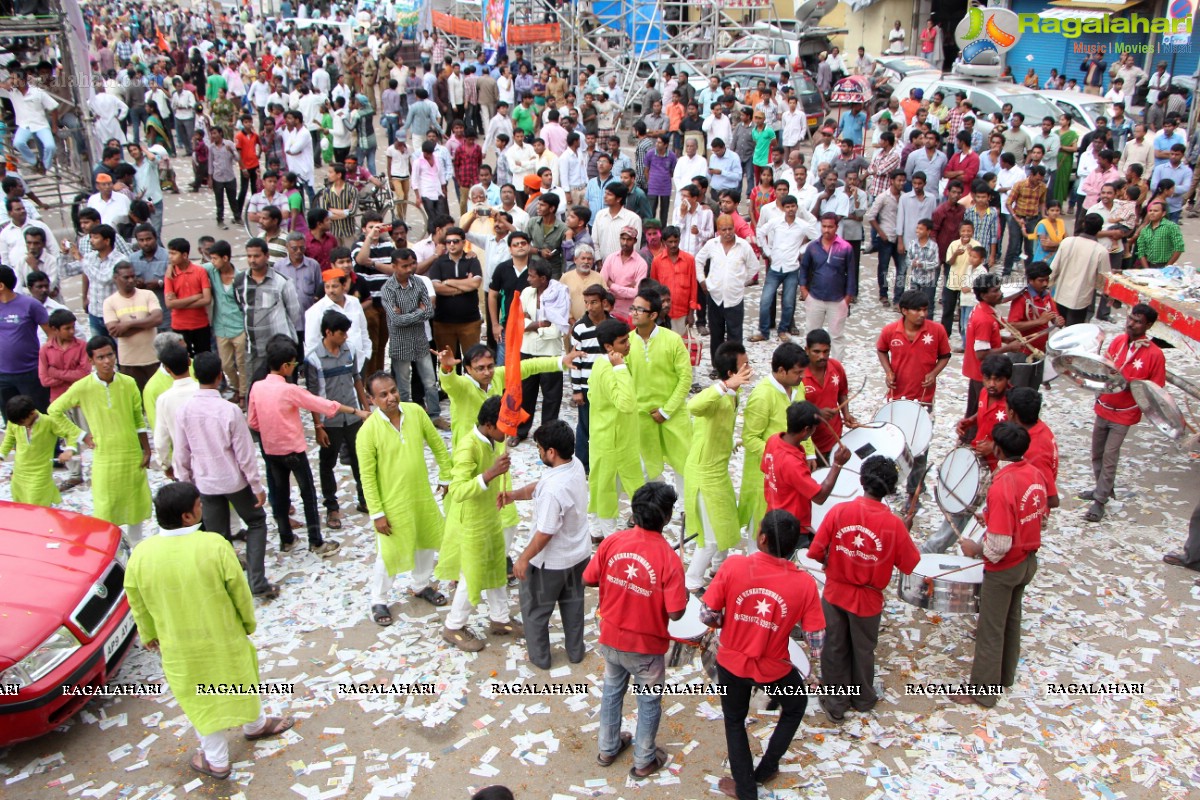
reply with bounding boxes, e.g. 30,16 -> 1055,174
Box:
0,2 -> 1198,798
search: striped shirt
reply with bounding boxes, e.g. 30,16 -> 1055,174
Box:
232,268 -> 299,356
570,314 -> 609,397
350,236 -> 394,300
963,205 -> 999,252
867,146 -> 900,198
380,274 -> 433,362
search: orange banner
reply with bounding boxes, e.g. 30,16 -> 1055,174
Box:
508,24 -> 561,44
498,295 -> 529,437
432,12 -> 483,40
431,12 -> 560,44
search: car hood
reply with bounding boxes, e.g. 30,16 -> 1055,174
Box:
0,503 -> 120,666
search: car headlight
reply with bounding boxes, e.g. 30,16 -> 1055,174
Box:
115,535 -> 132,569
0,626 -> 81,690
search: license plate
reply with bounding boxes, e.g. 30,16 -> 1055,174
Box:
103,612 -> 135,664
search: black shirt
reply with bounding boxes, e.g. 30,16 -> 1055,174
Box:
428,254 -> 483,323
489,258 -> 545,324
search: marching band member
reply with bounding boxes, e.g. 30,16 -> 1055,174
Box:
1080,304 -> 1166,523
700,509 -> 825,800
763,401 -> 851,538
1006,387 -> 1060,510
953,422 -> 1046,708
962,273 -> 1023,420
802,328 -> 856,466
807,455 -> 920,721
1005,261 -> 1062,388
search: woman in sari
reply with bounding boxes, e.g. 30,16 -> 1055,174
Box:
1032,201 -> 1066,264
1051,114 -> 1077,205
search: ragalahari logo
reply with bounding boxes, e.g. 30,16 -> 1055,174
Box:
955,4 -> 1022,65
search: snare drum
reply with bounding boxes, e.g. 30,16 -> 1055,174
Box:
810,466 -> 865,532
873,400 -> 934,457
667,596 -> 711,668
935,447 -> 991,515
897,554 -> 985,614
839,422 -> 913,485
1046,323 -> 1104,357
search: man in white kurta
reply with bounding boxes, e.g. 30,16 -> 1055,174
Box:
124,482 -> 294,780
88,85 -> 129,145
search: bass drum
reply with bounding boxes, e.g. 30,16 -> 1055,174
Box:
897,554 -> 985,614
935,447 -> 991,515
839,422 -> 913,486
810,467 -> 865,533
873,400 -> 934,457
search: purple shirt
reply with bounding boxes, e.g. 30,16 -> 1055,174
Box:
0,293 -> 49,374
799,235 -> 858,301
644,149 -> 678,197
173,388 -> 265,496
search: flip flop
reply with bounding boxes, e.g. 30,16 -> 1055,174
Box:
190,749 -> 231,780
596,731 -> 632,767
372,604 -> 394,626
327,511 -> 343,530
630,747 -> 669,779
244,715 -> 295,741
412,586 -> 447,607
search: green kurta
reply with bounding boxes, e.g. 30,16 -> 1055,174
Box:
440,357 -> 563,528
684,386 -> 740,550
357,406 -> 453,576
587,359 -> 645,519
737,377 -> 812,531
124,529 -> 261,736
627,327 -> 693,480
0,412 -> 82,507
49,373 -> 152,527
434,429 -> 507,603
142,366 -> 173,431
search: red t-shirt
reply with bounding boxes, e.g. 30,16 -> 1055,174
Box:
807,496 -> 921,617
164,263 -> 212,331
982,460 -> 1046,571
1095,335 -> 1167,426
762,434 -> 820,530
802,359 -> 847,453
963,303 -> 1001,382
875,319 -> 951,405
1007,288 -> 1057,354
703,552 -> 825,683
235,130 -> 260,170
973,387 -> 1008,472
582,527 -> 688,655
1025,420 -> 1059,500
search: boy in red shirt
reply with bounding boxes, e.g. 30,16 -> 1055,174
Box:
962,273 -> 1021,419
954,422 -> 1046,707
1006,387 -> 1060,510
808,456 -> 920,721
234,114 -> 261,221
164,238 -> 212,356
37,308 -> 91,489
699,510 -> 825,800
802,329 -> 855,465
762,401 -> 850,535
1005,261 -> 1062,388
583,482 -> 687,780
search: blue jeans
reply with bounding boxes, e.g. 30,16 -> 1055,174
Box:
598,644 -> 665,769
876,239 -> 906,302
14,126 -> 56,170
758,269 -> 798,336
89,313 -> 108,339
381,114 -> 400,146
576,400 -> 591,473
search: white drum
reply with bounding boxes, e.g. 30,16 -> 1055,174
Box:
668,595 -> 709,643
935,447 -> 991,515
788,639 -> 811,679
898,554 -> 985,614
839,422 -> 913,485
1047,323 -> 1104,357
959,517 -> 986,543
794,554 -> 827,592
873,400 -> 934,457
810,467 -> 864,532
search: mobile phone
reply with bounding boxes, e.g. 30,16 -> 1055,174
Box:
478,207 -> 491,217
380,224 -> 392,233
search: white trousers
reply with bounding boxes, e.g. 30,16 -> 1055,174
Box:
804,296 -> 850,360
445,571 -> 511,629
126,521 -> 146,543
592,476 -> 633,540
197,712 -> 265,771
369,549 -> 436,605
685,493 -> 727,590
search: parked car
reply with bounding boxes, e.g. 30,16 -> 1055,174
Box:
689,71 -> 828,133
0,503 -> 135,747
1045,90 -> 1113,130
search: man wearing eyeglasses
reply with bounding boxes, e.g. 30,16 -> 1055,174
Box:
428,227 -> 484,367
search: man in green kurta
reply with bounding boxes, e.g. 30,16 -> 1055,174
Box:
124,482 -> 294,780
358,371 -> 453,627
436,396 -> 524,651
1,396 -> 80,506
48,336 -> 154,541
737,342 -> 814,548
436,343 -> 581,569
626,287 -> 692,496
587,318 -> 645,540
683,343 -> 752,594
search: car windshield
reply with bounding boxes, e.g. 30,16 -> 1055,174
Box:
1004,93 -> 1066,123
1054,101 -> 1088,126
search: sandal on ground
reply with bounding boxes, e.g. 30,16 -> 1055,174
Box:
326,510 -> 343,530
596,731 -> 633,766
1162,552 -> 1200,571
244,715 -> 295,741
372,604 -> 393,626
630,747 -> 669,779
412,586 -> 447,606
1083,502 -> 1105,522
718,777 -> 740,798
253,584 -> 280,599
190,749 -> 231,780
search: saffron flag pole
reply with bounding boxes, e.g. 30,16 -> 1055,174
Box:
497,294 -> 530,437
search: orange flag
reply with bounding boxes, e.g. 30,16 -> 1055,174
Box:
498,294 -> 530,437
157,30 -> 170,54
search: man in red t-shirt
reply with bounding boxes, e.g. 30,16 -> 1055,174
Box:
1082,304 -> 1167,522
762,401 -> 851,535
808,455 -> 920,721
699,509 -> 825,800
164,238 -> 212,356
234,114 -> 261,223
1007,388 -> 1060,510
954,423 -> 1046,708
1005,262 -> 1062,388
962,273 -> 1021,419
802,329 -> 856,465
582,483 -> 687,780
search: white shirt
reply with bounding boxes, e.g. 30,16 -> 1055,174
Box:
506,142 -> 537,183
0,218 -> 58,268
311,67 -> 331,97
557,147 -> 588,189
282,125 -> 315,185
519,285 -> 566,358
675,203 -> 714,255
501,202 -> 530,231
701,114 -> 732,146
154,377 -> 200,472
2,85 -> 58,131
759,214 -> 816,273
592,207 -> 641,262
781,108 -> 806,147
86,192 -> 132,227
696,236 -> 757,306
303,295 -> 372,370
530,457 -> 591,570
673,153 -> 708,194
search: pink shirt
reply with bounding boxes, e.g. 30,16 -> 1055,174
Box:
174,388 -> 264,496
411,155 -> 443,200
600,251 -> 648,321
540,121 -> 568,155
247,373 -> 341,456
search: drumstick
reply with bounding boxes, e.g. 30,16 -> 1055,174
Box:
1000,318 -> 1045,360
927,560 -> 985,580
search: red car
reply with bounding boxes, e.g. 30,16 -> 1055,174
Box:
0,502 -> 136,746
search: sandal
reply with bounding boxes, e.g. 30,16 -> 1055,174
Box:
253,584 -> 280,600
190,749 -> 231,780
412,586 -> 447,607
372,604 -> 394,626
327,511 -> 343,530
596,731 -> 632,767
630,747 -> 669,778
244,715 -> 295,741
1083,502 -> 1105,523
